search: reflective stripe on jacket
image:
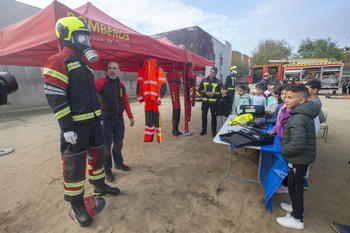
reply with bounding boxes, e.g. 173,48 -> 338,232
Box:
43,47 -> 101,131
198,76 -> 222,103
137,58 -> 167,104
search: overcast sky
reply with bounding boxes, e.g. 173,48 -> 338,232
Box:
16,0 -> 350,57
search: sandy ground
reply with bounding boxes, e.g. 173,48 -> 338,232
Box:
0,94 -> 349,233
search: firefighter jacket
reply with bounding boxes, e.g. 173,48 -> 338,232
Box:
137,58 -> 167,104
95,76 -> 133,120
198,76 -> 222,103
43,47 -> 101,132
225,73 -> 237,91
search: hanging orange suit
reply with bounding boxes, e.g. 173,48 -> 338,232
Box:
137,58 -> 167,143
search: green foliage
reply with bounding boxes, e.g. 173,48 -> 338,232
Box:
231,58 -> 250,78
296,37 -> 342,60
252,39 -> 293,65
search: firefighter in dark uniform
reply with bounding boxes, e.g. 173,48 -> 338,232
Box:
43,17 -> 119,227
198,67 -> 222,137
225,65 -> 237,102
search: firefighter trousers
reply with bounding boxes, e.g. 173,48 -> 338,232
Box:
201,102 -> 217,135
143,100 -> 162,143
60,118 -> 105,203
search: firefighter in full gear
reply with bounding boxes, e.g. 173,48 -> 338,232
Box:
43,17 -> 119,227
137,58 -> 167,143
225,65 -> 237,102
198,67 -> 222,137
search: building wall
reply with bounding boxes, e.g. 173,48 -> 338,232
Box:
213,40 -> 231,81
0,0 -> 41,29
152,26 -> 231,82
231,51 -> 251,68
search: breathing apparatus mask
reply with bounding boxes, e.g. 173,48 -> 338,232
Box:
56,17 -> 99,64
72,32 -> 99,63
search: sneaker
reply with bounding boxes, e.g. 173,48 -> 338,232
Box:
280,202 -> 293,213
93,183 -> 120,197
331,221 -> 350,233
199,131 -> 207,136
276,214 -> 304,230
115,163 -> 130,171
105,170 -> 114,182
275,184 -> 289,194
71,199 -> 92,227
303,179 -> 309,190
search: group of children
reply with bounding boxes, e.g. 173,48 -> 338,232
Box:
215,79 -> 325,230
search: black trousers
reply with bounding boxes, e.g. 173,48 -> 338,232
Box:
201,102 -> 217,134
228,89 -> 235,102
288,163 -> 308,221
60,118 -> 105,202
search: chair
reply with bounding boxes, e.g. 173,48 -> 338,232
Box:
319,107 -> 328,142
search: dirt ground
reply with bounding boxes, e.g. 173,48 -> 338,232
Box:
0,93 -> 349,233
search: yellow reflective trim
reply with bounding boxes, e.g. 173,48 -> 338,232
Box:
203,82 -> 208,92
72,112 -> 95,121
95,110 -> 101,116
43,68 -> 68,84
202,97 -> 218,102
67,62 -> 81,72
64,180 -> 85,187
212,83 -> 218,93
64,187 -> 84,196
93,167 -> 104,175
89,173 -> 105,180
55,106 -> 71,120
86,66 -> 94,75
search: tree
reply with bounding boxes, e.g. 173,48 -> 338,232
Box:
296,37 -> 342,60
251,39 -> 293,65
231,58 -> 250,78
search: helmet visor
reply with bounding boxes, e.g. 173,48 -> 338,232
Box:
74,33 -> 91,48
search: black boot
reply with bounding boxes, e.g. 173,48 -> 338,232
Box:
71,199 -> 92,227
172,129 -> 179,136
93,183 -> 120,197
176,130 -> 183,135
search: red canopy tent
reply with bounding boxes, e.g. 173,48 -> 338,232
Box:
0,1 -> 214,71
159,36 -> 214,70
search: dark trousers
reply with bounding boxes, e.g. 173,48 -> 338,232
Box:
201,102 -> 217,134
228,90 -> 235,102
288,163 -> 308,221
103,118 -> 125,170
60,118 -> 105,202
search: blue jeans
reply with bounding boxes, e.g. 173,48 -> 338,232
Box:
102,118 -> 125,171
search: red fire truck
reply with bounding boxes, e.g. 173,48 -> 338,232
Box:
248,61 -> 344,94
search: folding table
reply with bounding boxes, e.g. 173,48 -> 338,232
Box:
213,115 -> 288,213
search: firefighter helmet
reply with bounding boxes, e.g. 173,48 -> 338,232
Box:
55,17 -> 91,42
230,65 -> 237,75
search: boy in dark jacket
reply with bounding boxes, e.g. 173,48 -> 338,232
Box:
276,85 -> 319,230
216,85 -> 232,132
